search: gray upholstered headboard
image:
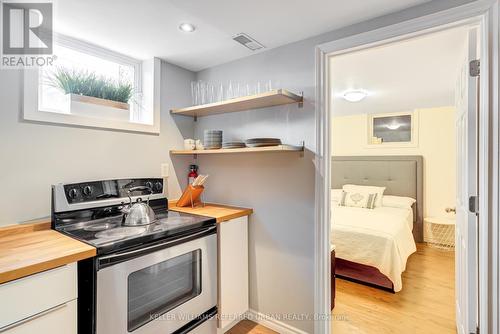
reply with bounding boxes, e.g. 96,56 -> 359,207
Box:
332,156 -> 423,242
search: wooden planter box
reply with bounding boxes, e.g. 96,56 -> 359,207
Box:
65,94 -> 130,122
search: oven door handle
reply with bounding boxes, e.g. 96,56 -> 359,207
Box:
97,226 -> 216,269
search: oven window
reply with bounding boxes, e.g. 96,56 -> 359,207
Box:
127,249 -> 202,332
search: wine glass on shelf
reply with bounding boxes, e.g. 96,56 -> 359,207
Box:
191,81 -> 197,106
217,83 -> 224,102
265,79 -> 273,92
245,83 -> 251,97
226,81 -> 234,100
235,82 -> 241,98
199,80 -> 206,105
207,83 -> 215,103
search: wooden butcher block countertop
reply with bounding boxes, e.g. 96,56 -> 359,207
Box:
169,202 -> 253,223
0,202 -> 251,284
0,220 -> 96,284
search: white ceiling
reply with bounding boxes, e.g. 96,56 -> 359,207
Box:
329,27 -> 468,116
52,0 -> 431,71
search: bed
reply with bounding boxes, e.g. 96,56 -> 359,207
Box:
331,156 -> 423,292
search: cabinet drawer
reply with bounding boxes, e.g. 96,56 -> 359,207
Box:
0,263 -> 77,328
0,299 -> 77,334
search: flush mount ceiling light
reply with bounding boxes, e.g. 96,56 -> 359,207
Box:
179,23 -> 196,33
386,122 -> 402,130
342,90 -> 368,102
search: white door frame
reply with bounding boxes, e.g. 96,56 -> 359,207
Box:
314,1 -> 499,333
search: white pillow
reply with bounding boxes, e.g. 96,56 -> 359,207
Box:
331,189 -> 343,202
382,195 -> 416,209
342,184 -> 385,207
339,190 -> 377,209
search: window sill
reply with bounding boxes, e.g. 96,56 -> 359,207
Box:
24,108 -> 160,134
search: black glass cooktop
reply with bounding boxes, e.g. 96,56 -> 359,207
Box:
53,202 -> 215,255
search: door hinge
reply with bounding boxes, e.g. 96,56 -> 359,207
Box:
470,60 -> 480,77
469,195 -> 479,214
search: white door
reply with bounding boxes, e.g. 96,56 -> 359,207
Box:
455,27 -> 479,334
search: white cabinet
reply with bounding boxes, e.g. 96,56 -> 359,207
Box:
217,216 -> 249,332
1,300 -> 77,334
0,263 -> 77,334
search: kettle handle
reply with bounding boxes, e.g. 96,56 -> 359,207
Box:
128,186 -> 153,194
127,186 -> 153,206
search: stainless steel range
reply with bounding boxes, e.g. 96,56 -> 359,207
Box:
52,178 -> 217,334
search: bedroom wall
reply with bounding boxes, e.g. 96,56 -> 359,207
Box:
332,106 -> 456,219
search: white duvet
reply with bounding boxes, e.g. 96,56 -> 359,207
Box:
331,205 -> 417,292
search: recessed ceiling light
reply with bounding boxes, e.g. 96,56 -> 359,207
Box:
342,90 -> 368,102
179,23 -> 196,33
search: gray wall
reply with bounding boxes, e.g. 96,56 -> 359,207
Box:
0,61 -> 195,224
192,0 -> 475,332
194,54 -> 316,332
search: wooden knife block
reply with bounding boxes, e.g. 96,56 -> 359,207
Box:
177,185 -> 205,207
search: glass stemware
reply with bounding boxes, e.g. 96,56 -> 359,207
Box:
191,79 -> 284,105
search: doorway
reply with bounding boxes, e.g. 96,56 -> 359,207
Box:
314,5 -> 497,333
328,25 -> 477,333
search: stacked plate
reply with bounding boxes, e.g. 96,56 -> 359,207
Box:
222,141 -> 246,149
245,138 -> 282,147
204,130 -> 223,149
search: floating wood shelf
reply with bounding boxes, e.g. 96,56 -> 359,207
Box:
170,144 -> 304,156
171,89 -> 303,118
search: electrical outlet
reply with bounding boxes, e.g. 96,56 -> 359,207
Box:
161,163 -> 169,177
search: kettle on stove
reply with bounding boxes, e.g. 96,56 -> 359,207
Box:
122,186 -> 156,226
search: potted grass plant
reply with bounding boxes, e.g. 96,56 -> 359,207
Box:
49,68 -> 134,121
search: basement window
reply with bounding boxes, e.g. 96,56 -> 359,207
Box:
23,35 -> 160,134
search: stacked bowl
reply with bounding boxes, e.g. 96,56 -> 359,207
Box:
204,130 -> 223,149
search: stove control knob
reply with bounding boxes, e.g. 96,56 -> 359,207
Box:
154,182 -> 163,192
68,188 -> 79,199
83,185 -> 93,197
145,181 -> 154,190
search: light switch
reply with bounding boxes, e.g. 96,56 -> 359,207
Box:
161,163 -> 169,177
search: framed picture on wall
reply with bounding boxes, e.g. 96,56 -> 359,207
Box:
367,111 -> 419,147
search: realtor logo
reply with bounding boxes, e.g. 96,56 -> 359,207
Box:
2,2 -> 52,54
1,1 -> 55,68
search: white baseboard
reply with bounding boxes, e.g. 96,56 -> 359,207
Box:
245,309 -> 309,334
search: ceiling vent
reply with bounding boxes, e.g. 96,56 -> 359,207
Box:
232,33 -> 265,51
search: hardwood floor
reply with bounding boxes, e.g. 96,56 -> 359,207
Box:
228,244 -> 454,334
226,320 -> 278,334
332,243 -> 456,334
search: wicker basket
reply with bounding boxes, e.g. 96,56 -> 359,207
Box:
424,217 -> 455,250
